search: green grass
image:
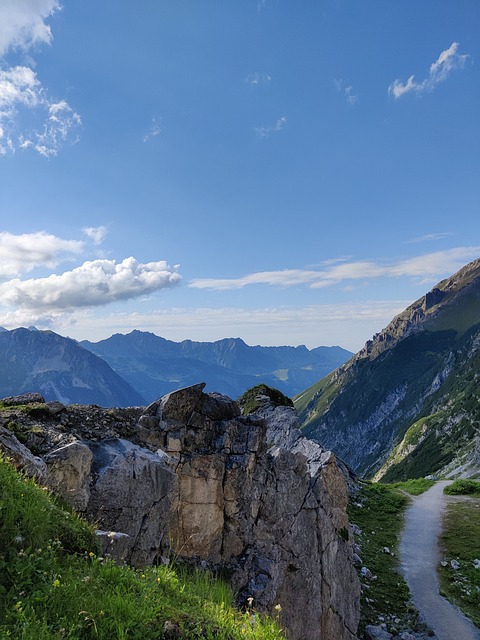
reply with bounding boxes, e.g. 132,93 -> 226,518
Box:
348,483 -> 429,637
294,372 -> 338,426
444,479 -> 480,497
0,455 -> 285,640
388,478 -> 435,496
439,498 -> 480,627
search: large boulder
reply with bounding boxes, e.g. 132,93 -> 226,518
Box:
20,384 -> 360,640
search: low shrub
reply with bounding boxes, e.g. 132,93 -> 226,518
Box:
444,479 -> 480,496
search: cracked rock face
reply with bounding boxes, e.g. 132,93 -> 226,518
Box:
1,384 -> 360,640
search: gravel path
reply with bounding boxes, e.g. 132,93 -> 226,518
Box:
399,480 -> 480,640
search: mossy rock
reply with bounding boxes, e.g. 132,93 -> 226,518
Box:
238,384 -> 294,415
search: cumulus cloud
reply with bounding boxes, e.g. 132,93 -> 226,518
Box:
0,258 -> 181,312
0,231 -> 84,278
189,248 -> 480,291
0,1 -> 81,156
83,226 -> 108,245
388,42 -> 470,99
255,116 -> 287,138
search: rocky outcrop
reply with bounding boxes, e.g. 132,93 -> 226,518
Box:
0,385 -> 360,640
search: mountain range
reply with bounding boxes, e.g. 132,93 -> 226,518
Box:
296,257 -> 480,481
0,327 -> 352,406
0,327 -> 144,407
80,332 -> 352,402
2,258 -> 480,482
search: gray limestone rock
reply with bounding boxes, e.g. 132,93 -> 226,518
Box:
45,441 -> 93,511
0,425 -> 47,479
86,439 -> 177,567
6,383 -> 360,640
365,625 -> 393,640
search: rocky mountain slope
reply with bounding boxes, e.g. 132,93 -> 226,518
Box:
296,258 -> 480,480
0,386 -> 360,640
81,330 -> 352,401
0,328 -> 144,407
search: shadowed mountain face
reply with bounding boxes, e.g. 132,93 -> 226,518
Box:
81,332 -> 352,402
0,328 -> 145,407
296,258 -> 480,480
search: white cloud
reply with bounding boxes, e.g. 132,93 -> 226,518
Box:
0,0 -> 60,56
406,232 -> 453,244
255,116 -> 287,138
83,226 -> 108,245
334,79 -> 358,105
143,118 -> 162,142
245,72 -> 271,85
0,231 -> 84,277
0,257 -> 181,312
0,2 -> 81,156
0,66 -> 41,114
189,248 -> 480,291
388,42 -> 470,99
0,67 -> 81,156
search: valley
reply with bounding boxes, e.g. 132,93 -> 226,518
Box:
1,258 -> 480,639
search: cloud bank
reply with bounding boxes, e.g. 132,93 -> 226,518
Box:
189,248 -> 480,290
389,42 -> 470,99
0,0 -> 81,156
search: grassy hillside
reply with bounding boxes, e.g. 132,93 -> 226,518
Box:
378,327 -> 480,481
0,455 -> 284,639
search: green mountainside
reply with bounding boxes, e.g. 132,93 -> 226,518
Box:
296,258 -> 480,480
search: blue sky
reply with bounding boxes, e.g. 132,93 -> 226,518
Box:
0,0 -> 478,351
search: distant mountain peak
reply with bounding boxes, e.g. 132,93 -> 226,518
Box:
347,257 -> 480,367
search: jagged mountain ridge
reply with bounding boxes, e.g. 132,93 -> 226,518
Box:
0,328 -> 144,407
296,257 -> 480,480
81,331 -> 352,401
